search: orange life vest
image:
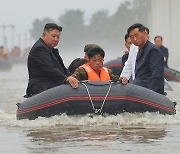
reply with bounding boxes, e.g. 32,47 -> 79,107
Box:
81,64 -> 110,81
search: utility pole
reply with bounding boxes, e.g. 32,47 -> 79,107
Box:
0,24 -> 15,50
0,25 -> 7,48
8,24 -> 15,49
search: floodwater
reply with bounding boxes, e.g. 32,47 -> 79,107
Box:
0,64 -> 180,154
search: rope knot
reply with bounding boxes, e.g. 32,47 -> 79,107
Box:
82,82 -> 112,115
94,109 -> 102,115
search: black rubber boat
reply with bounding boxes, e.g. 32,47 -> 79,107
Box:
164,67 -> 180,82
104,57 -> 123,76
16,81 -> 176,120
104,57 -> 180,82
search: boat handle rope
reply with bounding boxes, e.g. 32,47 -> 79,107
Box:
81,82 -> 112,115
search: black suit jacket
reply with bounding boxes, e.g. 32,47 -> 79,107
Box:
133,40 -> 164,94
26,38 -> 70,97
122,53 -> 129,68
160,45 -> 169,68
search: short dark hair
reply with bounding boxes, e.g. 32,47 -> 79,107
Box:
87,48 -> 105,59
154,35 -> 163,41
84,44 -> 102,53
145,27 -> 149,35
43,23 -> 62,32
127,23 -> 146,35
124,33 -> 129,42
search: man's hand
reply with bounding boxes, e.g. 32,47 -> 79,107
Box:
120,76 -> 129,85
66,76 -> 79,88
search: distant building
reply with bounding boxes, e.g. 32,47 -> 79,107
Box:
147,0 -> 180,68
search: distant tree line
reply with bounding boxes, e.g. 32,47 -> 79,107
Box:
29,0 -> 148,51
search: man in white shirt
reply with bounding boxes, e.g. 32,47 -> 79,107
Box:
120,27 -> 149,84
120,23 -> 164,95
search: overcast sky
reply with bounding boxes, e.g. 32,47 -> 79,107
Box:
0,0 -> 128,48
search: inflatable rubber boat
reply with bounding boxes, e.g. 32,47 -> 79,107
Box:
16,81 -> 176,120
164,67 -> 180,82
104,57 -> 180,82
104,57 -> 122,76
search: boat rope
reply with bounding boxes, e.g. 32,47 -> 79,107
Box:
81,82 -> 112,115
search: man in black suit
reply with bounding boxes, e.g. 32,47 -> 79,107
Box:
127,23 -> 164,95
25,23 -> 79,97
154,35 -> 169,68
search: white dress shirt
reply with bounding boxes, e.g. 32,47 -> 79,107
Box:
120,44 -> 139,80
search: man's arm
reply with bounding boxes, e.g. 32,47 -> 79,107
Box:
148,49 -> 164,91
30,46 -> 67,84
108,69 -> 120,81
120,55 -> 132,79
120,45 -> 138,84
163,48 -> 169,62
71,67 -> 88,81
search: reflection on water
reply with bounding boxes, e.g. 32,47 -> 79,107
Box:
26,126 -> 167,144
25,125 -> 167,154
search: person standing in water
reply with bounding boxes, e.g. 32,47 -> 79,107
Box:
154,35 -> 169,68
25,23 -> 78,97
121,23 -> 164,95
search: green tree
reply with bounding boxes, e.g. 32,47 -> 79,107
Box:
88,10 -> 109,40
132,0 -> 148,24
58,9 -> 85,49
107,0 -> 148,50
29,0 -> 149,52
108,1 -> 134,49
